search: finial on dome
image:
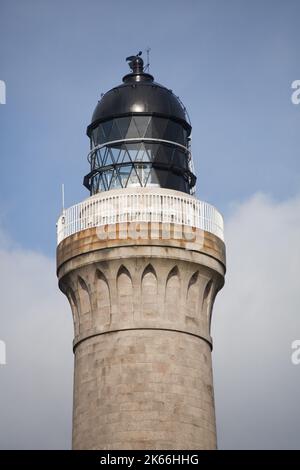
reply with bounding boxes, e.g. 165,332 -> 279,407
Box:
126,51 -> 144,74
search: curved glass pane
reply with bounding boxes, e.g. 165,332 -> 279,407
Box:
92,116 -> 188,148
86,129 -> 194,194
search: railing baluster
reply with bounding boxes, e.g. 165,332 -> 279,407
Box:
57,192 -> 224,244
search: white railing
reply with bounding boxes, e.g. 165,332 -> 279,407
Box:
57,190 -> 224,244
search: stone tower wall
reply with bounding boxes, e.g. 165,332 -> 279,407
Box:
57,223 -> 225,450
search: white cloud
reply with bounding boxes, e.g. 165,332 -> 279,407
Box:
213,193 -> 300,449
1,192 -> 300,449
0,236 -> 73,449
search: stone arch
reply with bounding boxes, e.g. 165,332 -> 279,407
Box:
78,276 -> 92,330
142,264 -> 158,318
203,279 -> 213,307
66,287 -> 80,336
202,279 -> 214,327
117,265 -> 133,321
186,271 -> 199,318
95,269 -> 111,327
165,266 -> 180,321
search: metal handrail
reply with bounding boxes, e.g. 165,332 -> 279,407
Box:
57,191 -> 224,244
88,137 -> 190,163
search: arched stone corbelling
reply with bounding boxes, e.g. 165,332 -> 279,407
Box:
117,265 -> 132,282
95,268 -> 109,287
165,266 -> 180,301
78,275 -> 89,290
61,273 -> 82,319
141,263 -> 157,283
60,273 -> 76,297
94,268 -> 110,298
207,281 -> 218,332
141,264 -> 158,318
66,287 -> 80,336
186,271 -> 199,300
202,279 -> 213,308
186,271 -> 200,320
77,276 -> 92,315
166,265 -> 180,288
95,261 -> 110,277
95,269 -> 111,327
165,266 -> 181,321
201,279 -> 214,329
116,265 -> 134,320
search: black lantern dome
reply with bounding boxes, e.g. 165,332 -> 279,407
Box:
84,53 -> 196,194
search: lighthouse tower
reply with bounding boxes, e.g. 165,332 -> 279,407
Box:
56,54 -> 226,450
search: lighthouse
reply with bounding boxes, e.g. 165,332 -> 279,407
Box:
56,53 -> 226,450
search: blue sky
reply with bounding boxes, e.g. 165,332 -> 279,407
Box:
0,0 -> 299,255
1,0 -> 300,450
